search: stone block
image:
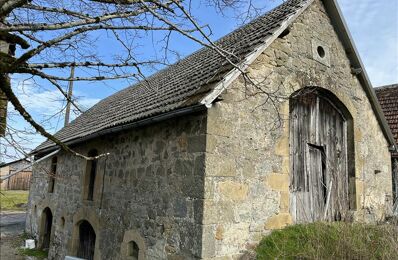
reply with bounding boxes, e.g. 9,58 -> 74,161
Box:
188,135 -> 206,153
206,156 -> 236,177
218,181 -> 249,202
242,162 -> 255,178
264,213 -> 292,230
207,106 -> 234,136
174,197 -> 188,218
201,225 -> 216,258
264,173 -> 289,192
215,225 -> 224,240
204,177 -> 215,199
177,132 -> 188,152
203,200 -> 235,225
274,135 -> 289,156
193,154 -> 206,177
206,134 -> 218,153
280,191 -> 289,212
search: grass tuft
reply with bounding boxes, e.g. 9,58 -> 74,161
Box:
18,248 -> 48,259
256,222 -> 398,260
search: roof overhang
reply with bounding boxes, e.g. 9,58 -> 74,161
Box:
323,0 -> 397,151
33,104 -> 207,156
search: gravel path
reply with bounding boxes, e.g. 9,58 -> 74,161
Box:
0,211 -> 27,260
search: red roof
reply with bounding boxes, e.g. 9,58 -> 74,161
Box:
375,84 -> 398,157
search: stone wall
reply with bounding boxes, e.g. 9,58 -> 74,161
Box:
26,112 -> 207,259
202,0 -> 393,258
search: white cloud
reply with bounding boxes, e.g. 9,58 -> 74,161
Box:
11,78 -> 100,118
1,78 -> 101,162
338,0 -> 398,87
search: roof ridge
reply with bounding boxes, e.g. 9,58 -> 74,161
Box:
374,84 -> 398,90
94,0 -> 309,106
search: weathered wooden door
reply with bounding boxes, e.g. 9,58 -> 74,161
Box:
290,90 -> 349,223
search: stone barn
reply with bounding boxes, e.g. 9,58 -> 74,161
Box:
26,0 -> 397,259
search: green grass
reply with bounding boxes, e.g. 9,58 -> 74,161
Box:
11,233 -> 48,259
256,222 -> 398,260
18,248 -> 48,259
0,190 -> 29,211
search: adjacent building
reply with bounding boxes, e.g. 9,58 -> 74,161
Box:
0,159 -> 32,190
375,84 -> 398,212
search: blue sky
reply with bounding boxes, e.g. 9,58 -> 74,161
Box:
2,0 -> 398,161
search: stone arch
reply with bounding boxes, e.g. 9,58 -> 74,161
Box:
69,208 -> 101,260
34,198 -> 55,239
120,229 -> 147,260
57,209 -> 68,230
38,207 -> 53,249
76,220 -> 96,260
289,86 -> 356,222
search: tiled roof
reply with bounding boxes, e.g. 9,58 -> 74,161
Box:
375,84 -> 398,157
35,0 -> 310,152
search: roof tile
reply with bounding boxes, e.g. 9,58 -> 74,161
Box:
36,0 -> 309,151
375,84 -> 398,157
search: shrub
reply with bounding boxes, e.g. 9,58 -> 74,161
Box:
256,222 -> 398,259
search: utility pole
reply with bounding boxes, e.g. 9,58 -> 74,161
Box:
64,66 -> 75,127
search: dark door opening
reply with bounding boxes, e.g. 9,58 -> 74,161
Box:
77,220 -> 96,260
41,207 -> 53,249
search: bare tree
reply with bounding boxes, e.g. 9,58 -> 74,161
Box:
0,0 -> 275,159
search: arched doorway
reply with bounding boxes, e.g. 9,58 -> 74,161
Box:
77,220 -> 96,260
40,207 -> 53,249
289,87 -> 356,223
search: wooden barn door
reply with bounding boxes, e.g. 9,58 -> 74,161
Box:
290,90 -> 349,223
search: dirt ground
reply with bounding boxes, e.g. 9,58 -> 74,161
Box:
0,211 -> 28,260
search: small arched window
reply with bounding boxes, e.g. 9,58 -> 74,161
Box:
121,230 -> 145,259
127,241 -> 139,259
48,156 -> 57,193
84,149 -> 98,201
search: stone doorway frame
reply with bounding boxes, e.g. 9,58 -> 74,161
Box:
69,208 -> 101,260
38,207 -> 54,249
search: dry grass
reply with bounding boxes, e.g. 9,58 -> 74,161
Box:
256,222 -> 398,260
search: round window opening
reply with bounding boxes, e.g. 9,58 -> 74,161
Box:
317,46 -> 326,58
